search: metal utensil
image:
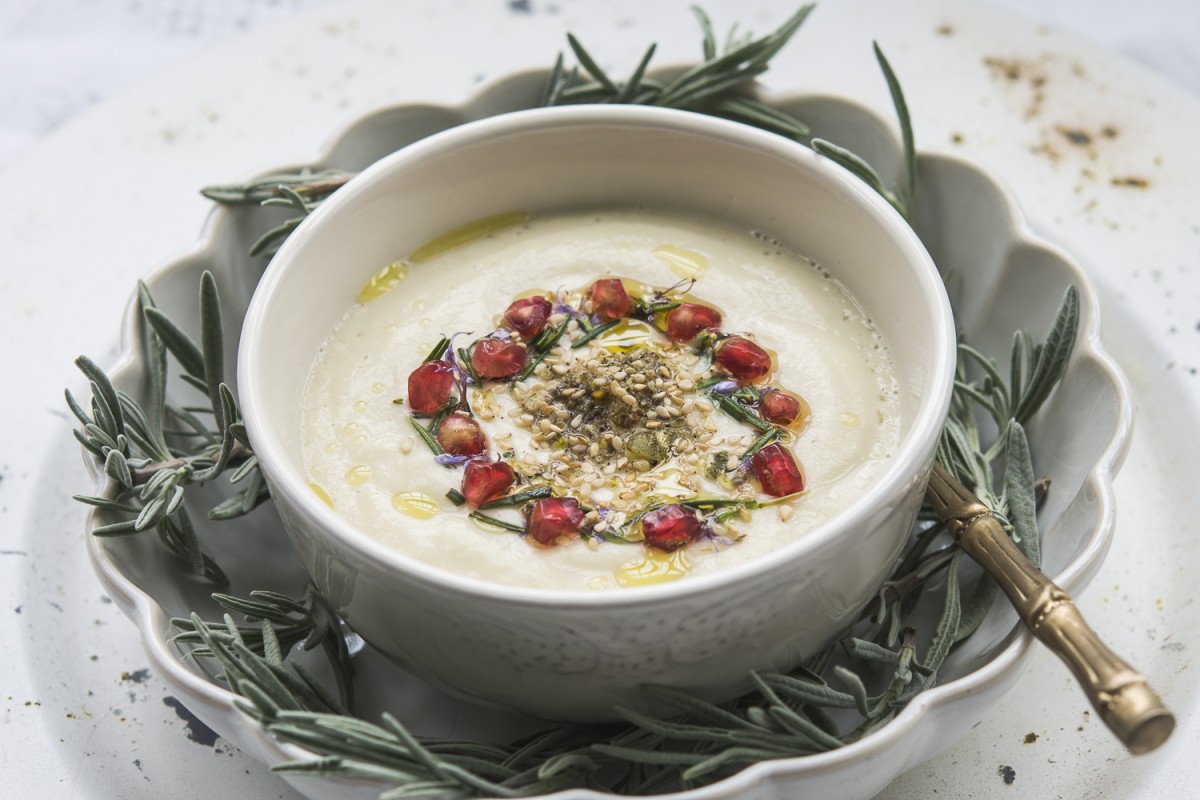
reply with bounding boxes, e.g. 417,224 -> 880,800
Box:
925,462 -> 1175,754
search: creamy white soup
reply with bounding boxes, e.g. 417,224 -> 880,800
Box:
299,209 -> 900,590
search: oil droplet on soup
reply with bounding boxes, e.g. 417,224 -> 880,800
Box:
409,211 -> 531,264
308,482 -> 334,508
615,549 -> 691,587
597,318 -> 658,353
356,261 -> 409,304
653,244 -> 708,280
344,464 -> 372,485
392,490 -> 440,519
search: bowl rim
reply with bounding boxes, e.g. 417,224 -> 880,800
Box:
237,103 -> 958,605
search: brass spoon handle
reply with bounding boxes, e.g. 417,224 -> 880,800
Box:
925,463 -> 1175,754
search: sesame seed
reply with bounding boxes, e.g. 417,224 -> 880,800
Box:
621,394 -> 638,407
646,420 -> 662,429
399,437 -> 414,454
777,504 -> 795,522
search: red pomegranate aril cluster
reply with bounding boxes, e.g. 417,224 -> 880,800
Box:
471,337 -> 526,379
526,497 -> 584,545
591,278 -> 633,322
750,443 -> 805,497
715,336 -> 772,383
407,360 -> 457,415
503,296 -> 552,339
436,413 -> 486,457
461,460 -> 515,507
641,504 -> 703,552
664,302 -> 722,343
759,389 -> 802,425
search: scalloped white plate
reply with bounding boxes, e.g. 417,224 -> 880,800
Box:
84,73 -> 1131,800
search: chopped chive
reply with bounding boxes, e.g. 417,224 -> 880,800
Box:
732,385 -> 762,403
517,318 -> 572,380
532,316 -> 571,351
392,397 -> 404,405
423,336 -> 450,363
445,488 -> 466,506
680,497 -> 759,510
597,529 -> 638,544
480,486 -> 553,509
710,391 -> 772,432
695,374 -> 726,391
407,415 -> 442,455
643,301 -> 680,314
570,319 -> 620,349
741,426 -> 782,460
468,511 -> 525,533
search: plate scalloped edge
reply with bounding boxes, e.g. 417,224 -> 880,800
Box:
82,70 -> 1133,800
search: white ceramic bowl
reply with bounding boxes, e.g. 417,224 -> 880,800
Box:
237,105 -> 956,721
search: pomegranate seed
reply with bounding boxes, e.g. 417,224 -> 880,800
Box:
461,460 -> 515,507
526,497 -> 584,545
750,443 -> 805,497
470,337 -> 525,380
759,389 -> 803,425
664,302 -> 722,343
640,504 -> 702,552
591,278 -> 633,321
436,413 -> 486,457
714,336 -> 772,383
407,360 -> 457,415
503,296 -> 553,339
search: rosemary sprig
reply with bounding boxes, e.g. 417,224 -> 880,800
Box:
812,43 -> 916,219
69,271 -> 266,583
170,586 -> 354,711
545,6 -> 815,139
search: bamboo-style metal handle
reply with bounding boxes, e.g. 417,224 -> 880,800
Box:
926,463 -> 1175,754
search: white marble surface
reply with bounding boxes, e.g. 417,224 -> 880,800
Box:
2,1 -> 1198,797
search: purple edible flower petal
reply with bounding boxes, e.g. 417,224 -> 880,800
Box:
711,379 -> 738,395
435,453 -> 471,467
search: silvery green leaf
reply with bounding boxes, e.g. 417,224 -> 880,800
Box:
873,42 -> 914,214
76,356 -> 125,439
566,33 -> 618,94
954,575 -> 997,643
199,271 -> 225,427
921,550 -> 963,684
1004,421 -> 1041,568
103,449 -> 132,488
1014,286 -> 1079,424
143,306 -> 205,379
